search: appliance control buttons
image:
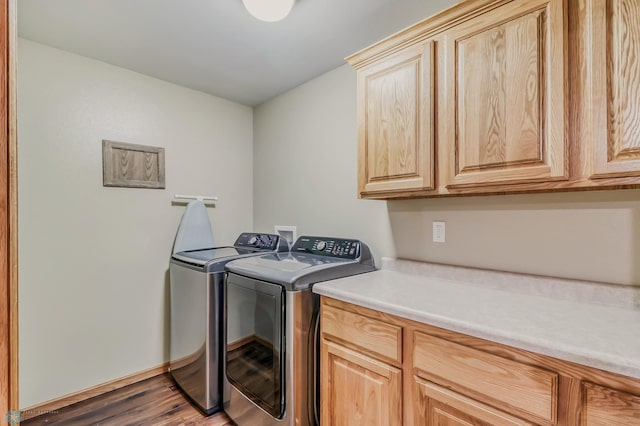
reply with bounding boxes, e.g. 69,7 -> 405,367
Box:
316,241 -> 327,251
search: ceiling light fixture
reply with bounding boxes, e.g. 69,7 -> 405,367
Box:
242,0 -> 295,22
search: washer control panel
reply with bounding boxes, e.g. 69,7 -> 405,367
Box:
292,236 -> 361,259
234,233 -> 281,250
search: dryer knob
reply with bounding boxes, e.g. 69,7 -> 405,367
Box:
316,241 -> 326,251
248,236 -> 258,245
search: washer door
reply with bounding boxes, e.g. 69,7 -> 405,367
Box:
225,273 -> 285,419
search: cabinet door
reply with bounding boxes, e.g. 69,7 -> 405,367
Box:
321,340 -> 402,426
442,0 -> 567,189
357,41 -> 435,197
582,382 -> 640,425
588,0 -> 640,178
414,378 -> 535,426
412,331 -> 557,423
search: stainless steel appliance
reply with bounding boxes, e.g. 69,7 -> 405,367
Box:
169,232 -> 288,414
223,236 -> 375,425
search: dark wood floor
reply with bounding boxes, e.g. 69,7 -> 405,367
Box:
22,374 -> 233,426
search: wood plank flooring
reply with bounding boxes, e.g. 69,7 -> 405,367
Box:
21,373 -> 233,426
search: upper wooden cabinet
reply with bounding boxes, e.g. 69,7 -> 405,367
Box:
348,0 -> 640,199
442,0 -> 567,188
587,0 -> 640,179
354,41 -> 435,197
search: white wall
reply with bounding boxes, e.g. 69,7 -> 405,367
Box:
253,64 -> 640,286
253,65 -> 396,262
18,39 -> 254,408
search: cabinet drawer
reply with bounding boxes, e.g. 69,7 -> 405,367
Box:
413,331 -> 557,423
321,304 -> 402,363
582,382 -> 640,426
415,377 -> 535,426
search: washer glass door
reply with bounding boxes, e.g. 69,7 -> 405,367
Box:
225,273 -> 285,418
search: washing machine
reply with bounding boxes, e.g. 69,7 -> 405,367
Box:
223,236 -> 375,425
169,232 -> 288,414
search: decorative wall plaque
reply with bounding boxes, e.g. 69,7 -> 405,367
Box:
102,140 -> 165,189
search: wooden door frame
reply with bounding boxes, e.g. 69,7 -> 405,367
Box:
1,0 -> 18,422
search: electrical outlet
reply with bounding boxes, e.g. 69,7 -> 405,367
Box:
433,221 -> 446,243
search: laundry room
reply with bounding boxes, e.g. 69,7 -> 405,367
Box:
5,0 -> 640,424
17,36 -> 255,410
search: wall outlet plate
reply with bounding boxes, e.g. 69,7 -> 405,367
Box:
433,221 -> 445,243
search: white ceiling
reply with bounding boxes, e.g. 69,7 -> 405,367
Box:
18,0 -> 457,106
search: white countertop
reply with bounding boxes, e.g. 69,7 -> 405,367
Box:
312,258 -> 640,379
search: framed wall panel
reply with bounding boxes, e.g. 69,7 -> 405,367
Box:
102,140 -> 165,189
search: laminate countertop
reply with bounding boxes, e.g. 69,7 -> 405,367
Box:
312,258 -> 640,379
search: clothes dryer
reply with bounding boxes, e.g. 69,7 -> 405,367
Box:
223,236 -> 375,425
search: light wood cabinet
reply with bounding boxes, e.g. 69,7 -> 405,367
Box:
347,0 -> 640,199
584,0 -> 640,179
582,382 -> 640,425
413,331 -> 557,423
355,41 -> 435,197
321,301 -> 402,363
321,300 -> 403,426
442,0 -> 567,188
320,339 -> 402,425
414,378 -> 535,426
320,297 -> 640,426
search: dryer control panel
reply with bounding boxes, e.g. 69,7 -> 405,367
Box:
234,233 -> 282,250
292,236 -> 361,259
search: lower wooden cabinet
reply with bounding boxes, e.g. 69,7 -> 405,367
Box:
414,378 -> 534,426
412,331 -> 557,423
582,382 -> 640,426
320,297 -> 640,426
320,340 -> 402,426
